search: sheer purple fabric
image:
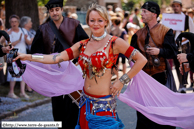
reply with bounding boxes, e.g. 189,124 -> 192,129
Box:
118,62 -> 194,129
22,61 -> 84,97
21,61 -> 194,128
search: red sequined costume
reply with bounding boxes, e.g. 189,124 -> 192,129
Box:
78,36 -> 119,79
77,36 -> 134,129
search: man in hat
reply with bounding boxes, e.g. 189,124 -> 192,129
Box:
131,1 -> 177,129
31,0 -> 88,128
171,0 -> 194,92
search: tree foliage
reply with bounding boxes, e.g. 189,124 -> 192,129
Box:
37,0 -> 67,6
122,0 -> 144,11
122,0 -> 172,11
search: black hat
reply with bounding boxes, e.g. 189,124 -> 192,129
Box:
141,1 -> 160,17
45,0 -> 63,10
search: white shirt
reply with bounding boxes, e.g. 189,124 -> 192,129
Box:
8,28 -> 30,54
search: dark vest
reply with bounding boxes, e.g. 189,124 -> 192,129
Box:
39,17 -> 79,54
136,24 -> 170,76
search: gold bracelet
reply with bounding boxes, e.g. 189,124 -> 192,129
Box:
31,55 -> 44,60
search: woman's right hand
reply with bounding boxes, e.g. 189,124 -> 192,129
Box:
13,53 -> 31,61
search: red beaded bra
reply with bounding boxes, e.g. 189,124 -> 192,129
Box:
78,36 -> 119,79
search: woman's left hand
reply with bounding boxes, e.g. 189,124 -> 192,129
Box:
110,80 -> 124,97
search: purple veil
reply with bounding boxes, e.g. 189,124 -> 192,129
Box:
22,61 -> 84,97
119,63 -> 194,129
21,61 -> 194,129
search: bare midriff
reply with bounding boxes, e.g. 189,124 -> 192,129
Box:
83,69 -> 112,95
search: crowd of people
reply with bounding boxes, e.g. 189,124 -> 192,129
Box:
0,14 -> 36,99
1,0 -> 194,128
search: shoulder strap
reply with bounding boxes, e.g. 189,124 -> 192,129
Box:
49,20 -> 70,50
20,28 -> 25,34
79,39 -> 89,51
146,26 -> 158,48
110,36 -> 118,43
103,36 -> 114,50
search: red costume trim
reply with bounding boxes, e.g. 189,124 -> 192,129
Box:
66,48 -> 74,60
124,46 -> 135,58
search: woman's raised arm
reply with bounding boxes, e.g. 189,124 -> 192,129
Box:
14,42 -> 81,64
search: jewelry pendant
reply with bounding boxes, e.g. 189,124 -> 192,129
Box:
89,64 -> 94,79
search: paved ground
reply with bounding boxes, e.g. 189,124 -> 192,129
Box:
1,87 -> 182,129
0,60 -> 192,129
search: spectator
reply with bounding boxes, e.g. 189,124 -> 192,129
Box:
122,11 -> 130,33
133,8 -> 140,27
107,5 -> 114,16
127,22 -> 139,44
20,16 -> 36,93
20,16 -> 36,54
187,8 -> 194,22
110,17 -> 128,79
6,15 -> 30,99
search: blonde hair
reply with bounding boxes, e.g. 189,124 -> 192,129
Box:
86,4 -> 110,29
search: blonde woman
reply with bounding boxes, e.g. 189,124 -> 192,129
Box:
14,4 -> 147,128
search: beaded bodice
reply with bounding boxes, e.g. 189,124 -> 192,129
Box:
78,36 -> 118,79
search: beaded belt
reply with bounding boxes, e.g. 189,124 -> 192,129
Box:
75,90 -> 124,129
79,91 -> 117,114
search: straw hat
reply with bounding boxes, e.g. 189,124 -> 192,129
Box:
110,16 -> 121,21
187,8 -> 194,13
172,0 -> 182,5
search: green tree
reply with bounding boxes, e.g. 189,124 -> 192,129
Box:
122,0 -> 145,11
145,0 -> 171,6
37,0 -> 67,6
37,0 -> 49,6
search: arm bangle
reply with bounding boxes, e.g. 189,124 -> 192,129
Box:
128,49 -> 139,62
31,55 -> 44,60
119,74 -> 131,85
